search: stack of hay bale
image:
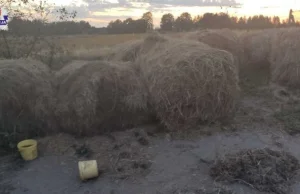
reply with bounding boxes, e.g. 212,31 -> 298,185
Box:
0,33 -> 241,139
107,33 -> 240,130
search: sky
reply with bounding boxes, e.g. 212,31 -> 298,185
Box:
50,0 -> 300,27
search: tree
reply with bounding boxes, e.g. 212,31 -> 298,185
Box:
247,15 -> 272,29
175,12 -> 193,31
142,11 -> 153,31
123,18 -> 134,33
1,0 -> 76,60
106,17 -> 148,34
135,19 -> 148,33
272,16 -> 281,27
197,13 -> 215,28
237,17 -> 246,29
160,13 -> 174,31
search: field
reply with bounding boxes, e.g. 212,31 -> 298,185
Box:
58,33 -> 147,48
2,28 -> 300,194
57,31 -> 247,50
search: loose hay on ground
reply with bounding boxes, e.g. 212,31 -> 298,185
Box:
132,34 -> 240,130
270,28 -> 300,88
210,148 -> 300,194
54,60 -> 151,136
0,59 -> 55,150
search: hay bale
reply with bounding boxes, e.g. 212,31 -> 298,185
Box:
54,60 -> 150,136
134,34 -> 239,130
240,29 -> 276,66
270,28 -> 300,88
0,59 -> 54,149
210,148 -> 299,194
185,29 -> 241,67
105,40 -> 143,62
54,60 -> 92,84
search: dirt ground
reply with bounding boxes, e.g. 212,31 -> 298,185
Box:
2,73 -> 300,194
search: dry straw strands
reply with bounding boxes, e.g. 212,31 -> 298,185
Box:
240,29 -> 277,67
125,34 -> 240,130
54,60 -> 150,136
185,29 -> 241,68
270,28 -> 300,88
210,148 -> 299,194
0,59 -> 55,141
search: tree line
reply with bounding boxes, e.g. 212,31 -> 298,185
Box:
115,12 -> 300,33
7,18 -> 107,35
6,11 -> 300,35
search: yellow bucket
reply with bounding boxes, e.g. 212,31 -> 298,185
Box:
78,160 -> 99,181
17,139 -> 38,161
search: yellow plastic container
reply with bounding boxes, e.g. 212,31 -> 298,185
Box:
17,139 -> 38,161
78,160 -> 99,181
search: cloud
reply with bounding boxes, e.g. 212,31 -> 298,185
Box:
62,0 -> 241,27
78,0 -> 240,12
142,0 -> 240,7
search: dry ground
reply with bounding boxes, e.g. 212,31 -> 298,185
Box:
2,32 -> 300,194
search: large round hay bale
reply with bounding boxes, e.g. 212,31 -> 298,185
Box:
185,29 -> 241,68
0,59 -> 54,149
54,60 -> 150,136
270,28 -> 300,88
240,29 -> 277,66
134,34 -> 240,130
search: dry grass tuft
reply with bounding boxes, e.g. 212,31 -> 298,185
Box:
210,148 -> 299,194
54,60 -> 151,136
129,34 -> 240,130
185,29 -> 241,68
0,59 -> 55,150
270,28 -> 300,88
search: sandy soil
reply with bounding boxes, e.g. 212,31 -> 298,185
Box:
2,78 -> 300,194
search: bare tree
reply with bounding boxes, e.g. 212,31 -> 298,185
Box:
0,0 -> 76,67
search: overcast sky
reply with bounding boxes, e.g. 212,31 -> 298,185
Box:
51,0 -> 300,27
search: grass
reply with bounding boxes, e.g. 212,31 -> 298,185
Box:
57,32 -> 192,49
274,105 -> 300,135
58,33 -> 147,49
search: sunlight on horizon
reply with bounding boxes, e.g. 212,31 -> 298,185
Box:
47,0 -> 300,27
